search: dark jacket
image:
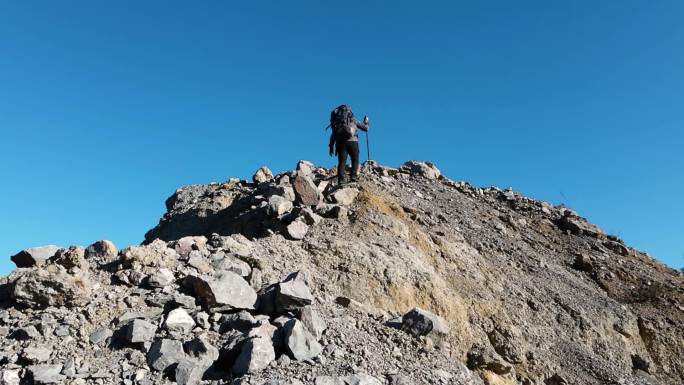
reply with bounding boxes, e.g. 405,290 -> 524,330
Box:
329,118 -> 368,152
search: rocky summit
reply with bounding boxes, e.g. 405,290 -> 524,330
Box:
1,160 -> 683,385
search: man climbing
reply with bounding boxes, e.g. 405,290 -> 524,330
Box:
328,104 -> 369,185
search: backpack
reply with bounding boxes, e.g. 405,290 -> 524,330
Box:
330,105 -> 355,140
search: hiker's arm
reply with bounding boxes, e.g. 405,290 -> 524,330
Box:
355,119 -> 369,132
328,132 -> 336,155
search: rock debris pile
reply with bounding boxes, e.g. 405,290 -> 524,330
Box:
1,160 -> 683,385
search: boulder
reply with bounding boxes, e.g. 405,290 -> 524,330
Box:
219,311 -> 259,333
331,188 -> 359,206
233,322 -> 277,375
175,336 -> 219,384
84,240 -> 118,260
299,307 -> 327,339
212,255 -> 251,277
209,234 -> 252,257
147,268 -> 175,288
21,345 -> 52,363
171,236 -> 208,259
184,272 -> 257,309
50,246 -> 88,270
126,319 -> 157,344
283,319 -> 322,361
10,266 -> 91,309
11,245 -> 60,268
184,336 -> 220,363
164,308 -> 195,333
267,195 -> 294,217
293,174 -> 321,206
285,220 -> 309,240
0,369 -> 20,385
89,328 -> 113,345
147,338 -> 186,371
296,160 -> 315,176
401,307 -> 450,337
400,160 -> 441,179
175,360 -> 205,385
276,273 -> 314,312
28,365 -> 64,384
119,240 -> 179,270
556,211 -> 604,238
299,208 -> 323,225
253,166 -> 274,184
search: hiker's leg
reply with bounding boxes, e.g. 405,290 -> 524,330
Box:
348,141 -> 360,181
336,142 -> 348,184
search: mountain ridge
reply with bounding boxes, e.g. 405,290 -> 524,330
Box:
1,160 -> 682,385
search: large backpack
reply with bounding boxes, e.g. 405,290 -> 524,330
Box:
330,104 -> 355,141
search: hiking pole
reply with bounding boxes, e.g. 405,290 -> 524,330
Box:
364,116 -> 370,161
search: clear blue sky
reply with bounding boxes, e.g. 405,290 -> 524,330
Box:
1,1 -> 683,276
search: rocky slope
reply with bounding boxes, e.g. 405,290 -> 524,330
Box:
1,160 -> 683,385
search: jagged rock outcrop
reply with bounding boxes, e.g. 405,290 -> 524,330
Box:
1,160 -> 683,385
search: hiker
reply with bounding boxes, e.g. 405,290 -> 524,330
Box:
328,104 -> 369,184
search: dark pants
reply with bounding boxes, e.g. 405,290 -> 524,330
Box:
336,140 -> 360,184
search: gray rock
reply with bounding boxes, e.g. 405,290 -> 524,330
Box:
188,253 -> 212,273
28,365 -> 65,384
147,268 -> 175,288
195,312 -> 210,329
184,336 -> 219,363
10,266 -> 91,309
285,220 -> 309,240
0,369 -> 20,385
401,307 -> 450,337
299,208 -> 323,225
299,306 -> 327,339
11,245 -> 60,267
174,337 -> 219,385
175,360 -> 205,385
12,325 -> 41,340
54,325 -> 70,337
171,236 -> 208,259
293,173 -> 321,206
184,272 -> 257,309
233,322 -> 277,375
212,256 -> 251,277
84,240 -> 118,260
557,211 -> 605,238
147,338 -> 186,371
296,160 -> 315,176
400,160 -> 441,179
126,319 -> 157,344
173,293 -> 198,309
208,234 -> 253,257
220,311 -> 259,332
89,328 -> 113,345
266,195 -> 293,217
331,188 -> 359,206
50,246 -> 88,270
276,273 -> 314,312
164,308 -> 195,333
283,319 -> 322,361
22,345 -> 52,363
387,374 -> 411,385
253,166 -> 274,184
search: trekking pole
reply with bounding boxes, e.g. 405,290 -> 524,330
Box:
366,130 -> 370,161
364,115 -> 370,161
